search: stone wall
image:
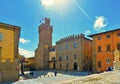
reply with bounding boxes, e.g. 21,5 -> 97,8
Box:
56,34 -> 92,71
113,49 -> 120,70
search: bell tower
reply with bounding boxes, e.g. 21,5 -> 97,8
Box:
35,17 -> 53,70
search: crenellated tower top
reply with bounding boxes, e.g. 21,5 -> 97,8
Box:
38,17 -> 53,47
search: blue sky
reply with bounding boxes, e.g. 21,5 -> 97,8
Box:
0,0 -> 120,58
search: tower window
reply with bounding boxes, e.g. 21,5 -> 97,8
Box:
106,45 -> 111,51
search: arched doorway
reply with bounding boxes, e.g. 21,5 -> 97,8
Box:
0,69 -> 2,82
74,62 -> 77,70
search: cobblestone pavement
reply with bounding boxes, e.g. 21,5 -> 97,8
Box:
1,70 -> 120,84
1,70 -> 89,84
13,70 -> 89,84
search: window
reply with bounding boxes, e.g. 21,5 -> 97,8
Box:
59,46 -> 62,51
59,56 -> 62,61
66,64 -> 68,69
52,57 -> 55,61
73,42 -> 77,48
106,35 -> 110,38
0,32 -> 3,41
74,54 -> 77,59
98,46 -> 101,52
25,61 -> 29,63
117,33 -> 120,36
6,59 -> 10,62
98,36 -> 101,40
60,64 -> 62,69
106,58 -> 110,64
66,44 -> 69,49
106,45 -> 111,51
0,47 -> 2,58
52,48 -> 55,51
98,61 -> 102,68
117,43 -> 120,50
66,56 -> 68,60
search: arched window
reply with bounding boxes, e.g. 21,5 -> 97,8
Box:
66,44 -> 69,49
59,46 -> 62,50
59,56 -> 62,61
66,56 -> 68,60
74,54 -> 77,59
73,42 -> 77,48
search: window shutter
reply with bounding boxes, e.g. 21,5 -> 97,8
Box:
0,32 -> 3,41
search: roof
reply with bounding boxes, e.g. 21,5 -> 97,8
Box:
88,28 -> 120,37
0,22 -> 21,29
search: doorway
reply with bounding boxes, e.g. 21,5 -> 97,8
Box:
74,62 -> 77,70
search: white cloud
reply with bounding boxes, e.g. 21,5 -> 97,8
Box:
94,16 -> 108,30
19,48 -> 34,58
20,38 -> 31,44
84,30 -> 90,35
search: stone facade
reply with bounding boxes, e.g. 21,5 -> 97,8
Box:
113,49 -> 120,70
48,46 -> 56,69
35,17 -> 53,70
0,22 -> 20,82
56,34 -> 92,71
89,29 -> 120,72
34,17 -> 92,71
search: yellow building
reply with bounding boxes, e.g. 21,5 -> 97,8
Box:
0,22 -> 20,82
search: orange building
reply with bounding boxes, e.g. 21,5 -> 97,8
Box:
89,29 -> 120,72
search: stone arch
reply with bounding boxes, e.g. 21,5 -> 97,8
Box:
74,62 -> 77,70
